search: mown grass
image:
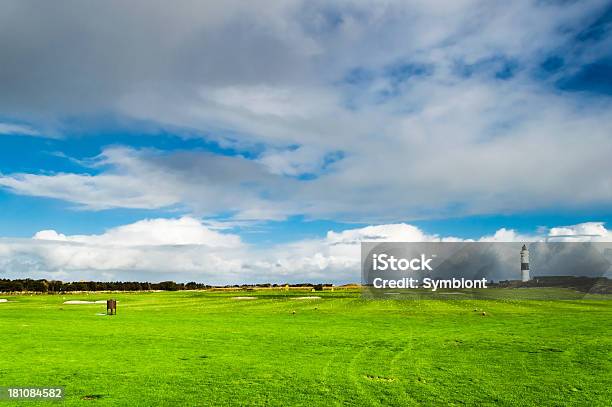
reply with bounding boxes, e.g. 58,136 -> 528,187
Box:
0,290 -> 610,406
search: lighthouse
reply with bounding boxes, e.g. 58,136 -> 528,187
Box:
520,244 -> 530,282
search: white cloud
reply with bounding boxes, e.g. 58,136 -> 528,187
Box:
1,218 -> 609,284
548,222 -> 611,242
326,223 -> 435,244
477,228 -> 536,243
33,216 -> 241,248
257,146 -> 331,176
0,123 -> 40,136
0,171 -> 181,210
0,147 -> 292,216
0,217 -> 246,283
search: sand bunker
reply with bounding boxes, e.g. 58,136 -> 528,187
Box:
292,296 -> 322,300
63,300 -> 113,305
0,299 -> 8,303
232,296 -> 257,300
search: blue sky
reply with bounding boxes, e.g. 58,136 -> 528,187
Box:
0,0 -> 611,283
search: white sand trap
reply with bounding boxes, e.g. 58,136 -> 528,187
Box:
232,296 -> 257,300
63,300 -> 118,305
292,296 -> 322,300
0,299 -> 8,303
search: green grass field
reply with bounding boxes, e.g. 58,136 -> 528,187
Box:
1,290 -> 610,406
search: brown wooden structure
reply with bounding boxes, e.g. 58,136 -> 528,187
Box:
106,299 -> 117,315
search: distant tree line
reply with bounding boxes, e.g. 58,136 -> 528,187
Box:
0,279 -> 334,293
0,279 -> 191,292
495,276 -> 611,294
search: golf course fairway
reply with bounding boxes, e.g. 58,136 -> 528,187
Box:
1,290 -> 610,406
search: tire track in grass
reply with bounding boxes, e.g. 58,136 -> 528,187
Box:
388,337 -> 419,406
346,343 -> 390,406
394,334 -> 443,406
319,345 -> 351,404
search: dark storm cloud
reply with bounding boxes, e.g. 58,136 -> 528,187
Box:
0,0 -> 313,119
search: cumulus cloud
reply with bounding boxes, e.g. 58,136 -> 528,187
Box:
0,218 -> 609,284
33,217 -> 241,248
548,222 -> 612,241
0,217 -> 246,283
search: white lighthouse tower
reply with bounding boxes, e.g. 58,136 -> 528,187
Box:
520,244 -> 530,282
